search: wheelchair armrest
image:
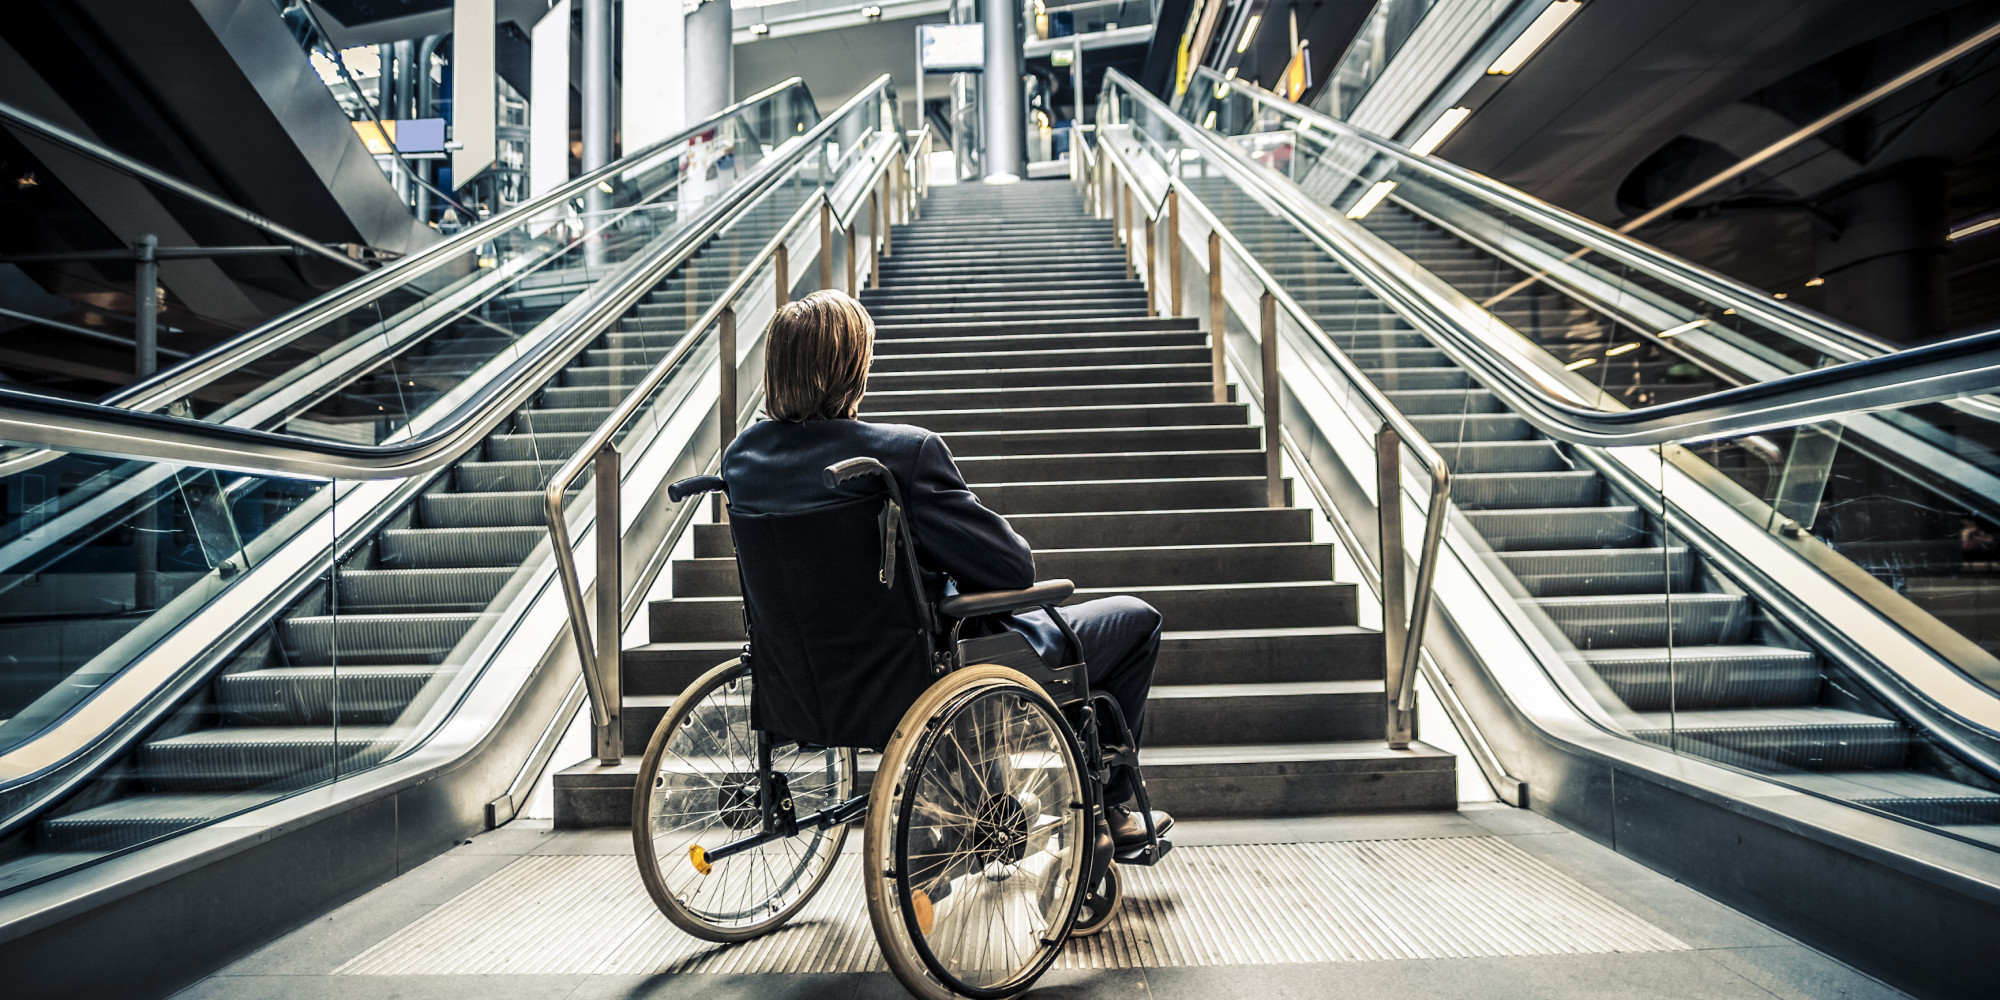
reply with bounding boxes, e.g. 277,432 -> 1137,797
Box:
668,475 -> 726,503
938,579 -> 1074,619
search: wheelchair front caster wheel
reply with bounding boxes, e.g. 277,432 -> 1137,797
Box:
1071,865 -> 1121,938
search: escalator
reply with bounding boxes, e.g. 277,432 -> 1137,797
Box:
1096,66 -> 2000,998
0,74 -> 905,966
1189,190 -> 1994,838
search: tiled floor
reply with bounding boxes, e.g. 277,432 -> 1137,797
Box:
172,805 -> 1909,1000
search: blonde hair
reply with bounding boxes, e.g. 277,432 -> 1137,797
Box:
762,289 -> 875,421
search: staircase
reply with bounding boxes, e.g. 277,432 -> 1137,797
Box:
1186,181 -> 2000,845
0,205 -> 795,890
553,180 -> 1455,826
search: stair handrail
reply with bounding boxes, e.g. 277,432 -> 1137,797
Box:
1092,104 -> 1446,745
544,79 -> 913,764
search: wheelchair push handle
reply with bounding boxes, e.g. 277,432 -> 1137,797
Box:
822,457 -> 890,490
669,475 -> 727,503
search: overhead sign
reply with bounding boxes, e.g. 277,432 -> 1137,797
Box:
920,23 -> 985,72
352,118 -> 448,155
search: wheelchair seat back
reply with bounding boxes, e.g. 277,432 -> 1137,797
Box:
728,493 -> 935,750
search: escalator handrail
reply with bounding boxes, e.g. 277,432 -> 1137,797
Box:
0,79 -> 894,482
93,76 -> 814,417
0,79 -> 896,845
1101,69 -> 2000,449
1184,66 -> 1892,366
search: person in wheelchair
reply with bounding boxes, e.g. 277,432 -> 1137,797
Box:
722,289 -> 1173,845
638,290 -> 1176,998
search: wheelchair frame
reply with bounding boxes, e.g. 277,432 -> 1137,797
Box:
650,459 -> 1171,995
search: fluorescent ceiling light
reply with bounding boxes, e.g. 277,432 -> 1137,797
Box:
751,22 -> 770,34
1409,107 -> 1472,156
1564,357 -> 1597,371
1203,110 -> 1218,129
1657,319 -> 1706,338
1236,14 -> 1261,54
1949,217 -> 1999,241
1804,276 -> 1824,287
1488,1 -> 1582,75
1345,180 -> 1396,220
1604,342 -> 1638,356
861,4 -> 882,15
1224,65 -> 1238,80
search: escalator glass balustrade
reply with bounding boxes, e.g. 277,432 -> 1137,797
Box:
0,78 -> 906,895
1095,69 -> 2000,853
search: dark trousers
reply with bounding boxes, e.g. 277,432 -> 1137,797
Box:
1006,596 -> 1163,804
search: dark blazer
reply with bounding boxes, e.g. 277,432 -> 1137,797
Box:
722,417 -> 1035,602
721,417 -> 1073,667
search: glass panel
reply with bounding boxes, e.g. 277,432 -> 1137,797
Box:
0,452 -> 323,755
1177,71 -> 1878,412
0,83 -> 899,896
131,81 -> 820,442
1641,392 -> 2000,850
1315,0 -> 1442,119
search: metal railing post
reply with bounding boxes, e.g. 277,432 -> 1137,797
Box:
593,443 -> 623,763
1209,229 -> 1226,403
1112,162 -> 1123,241
820,200 -> 833,290
1144,214 -> 1158,317
1123,186 -> 1135,279
848,223 -> 859,294
869,191 -> 881,289
720,305 -> 738,444
1168,189 -> 1183,317
882,172 -> 894,256
685,258 -> 699,328
1260,290 -> 1282,507
1378,426 -> 1413,748
775,242 -> 790,308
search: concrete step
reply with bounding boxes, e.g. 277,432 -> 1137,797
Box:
551,739 -> 1455,827
671,540 -> 1332,596
691,506 -> 1312,557
648,579 -> 1354,642
863,402 -> 1246,433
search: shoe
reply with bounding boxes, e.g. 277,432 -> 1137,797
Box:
1106,804 -> 1173,848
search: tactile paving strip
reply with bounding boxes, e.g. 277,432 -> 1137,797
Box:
336,838 -> 1686,975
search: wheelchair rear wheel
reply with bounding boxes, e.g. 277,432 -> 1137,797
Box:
633,658 -> 854,942
865,665 -> 1090,1000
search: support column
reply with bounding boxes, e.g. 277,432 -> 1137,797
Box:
134,232 -> 159,612
979,0 -> 1025,180
684,0 -> 735,123
1816,160 -> 1950,343
581,0 -> 614,264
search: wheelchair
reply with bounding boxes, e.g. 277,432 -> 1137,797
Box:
635,457 -> 1171,999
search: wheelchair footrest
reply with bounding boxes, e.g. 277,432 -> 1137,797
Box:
1114,837 -> 1172,867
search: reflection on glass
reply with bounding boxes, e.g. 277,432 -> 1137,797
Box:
0,452 -> 321,756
